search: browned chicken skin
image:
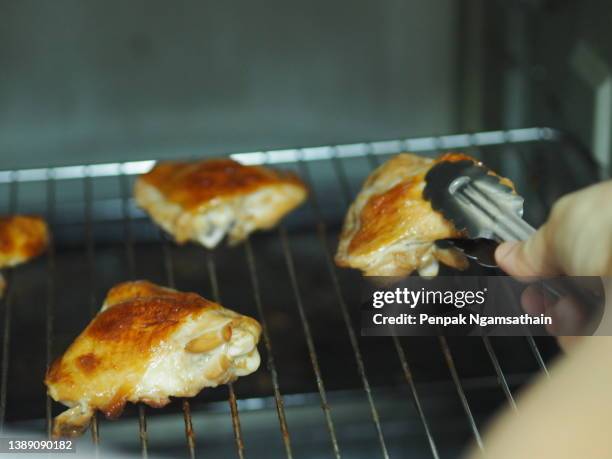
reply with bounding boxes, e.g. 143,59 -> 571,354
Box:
45,281 -> 261,438
0,215 -> 49,267
0,215 -> 49,297
135,159 -> 308,248
335,153 -> 512,277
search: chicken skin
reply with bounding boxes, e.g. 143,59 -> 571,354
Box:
135,159 -> 308,248
0,215 -> 49,298
0,215 -> 49,267
45,281 -> 261,438
335,153 -> 512,277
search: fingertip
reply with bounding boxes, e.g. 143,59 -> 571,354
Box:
521,285 -> 546,315
495,241 -> 518,261
496,236 -> 558,277
555,296 -> 585,333
495,241 -> 522,273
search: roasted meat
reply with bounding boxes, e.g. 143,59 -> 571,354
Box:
45,280 -> 262,438
135,159 -> 307,248
0,215 -> 49,268
0,215 -> 49,298
335,153 -> 512,277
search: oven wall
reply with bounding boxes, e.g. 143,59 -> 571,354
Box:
527,0 -> 612,179
470,0 -> 612,180
0,0 -> 460,169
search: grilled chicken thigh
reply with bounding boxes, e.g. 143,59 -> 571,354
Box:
0,215 -> 49,298
135,159 -> 307,248
0,215 -> 49,267
335,153 -> 512,277
46,281 -> 261,438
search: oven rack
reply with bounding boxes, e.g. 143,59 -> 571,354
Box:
0,127 -> 591,458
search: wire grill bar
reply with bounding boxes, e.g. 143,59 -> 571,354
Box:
392,336 -> 440,459
356,138 -> 546,442
205,253 -> 246,459
0,127 -> 565,184
84,173 -> 101,449
278,226 -> 341,458
0,175 -> 18,434
481,337 -> 517,411
361,146 -> 486,447
359,144 -> 514,441
45,174 -> 57,438
328,149 -> 444,456
333,145 -> 525,450
227,385 -> 244,457
296,153 -> 389,458
0,273 -> 12,435
159,239 -> 195,459
0,127 -> 570,457
526,336 -> 549,377
438,336 -> 483,449
467,145 -> 549,391
431,143 -> 521,414
244,239 -> 293,458
119,171 -> 149,458
181,399 -> 195,459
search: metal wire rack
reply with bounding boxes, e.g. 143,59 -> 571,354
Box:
0,127 -> 594,458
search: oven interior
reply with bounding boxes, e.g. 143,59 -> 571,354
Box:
0,128 -> 598,458
2,1 -> 611,457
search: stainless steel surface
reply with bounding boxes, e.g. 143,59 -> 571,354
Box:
0,127 -> 565,184
279,226 -> 341,458
244,238 -> 293,458
205,252 -> 246,459
438,336 -> 482,451
425,157 -> 603,321
424,158 -> 533,242
0,127 -> 589,457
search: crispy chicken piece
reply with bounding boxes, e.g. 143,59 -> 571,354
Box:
335,153 -> 513,277
45,280 -> 262,438
0,215 -> 49,268
0,215 -> 49,298
135,159 -> 307,248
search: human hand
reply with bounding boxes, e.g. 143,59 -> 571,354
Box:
495,180 -> 612,349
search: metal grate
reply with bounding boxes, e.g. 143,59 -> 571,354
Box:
0,127 -> 593,457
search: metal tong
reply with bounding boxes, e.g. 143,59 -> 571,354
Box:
424,158 -> 602,314
424,159 -> 534,242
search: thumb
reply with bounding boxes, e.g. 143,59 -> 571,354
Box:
495,227 -> 561,277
